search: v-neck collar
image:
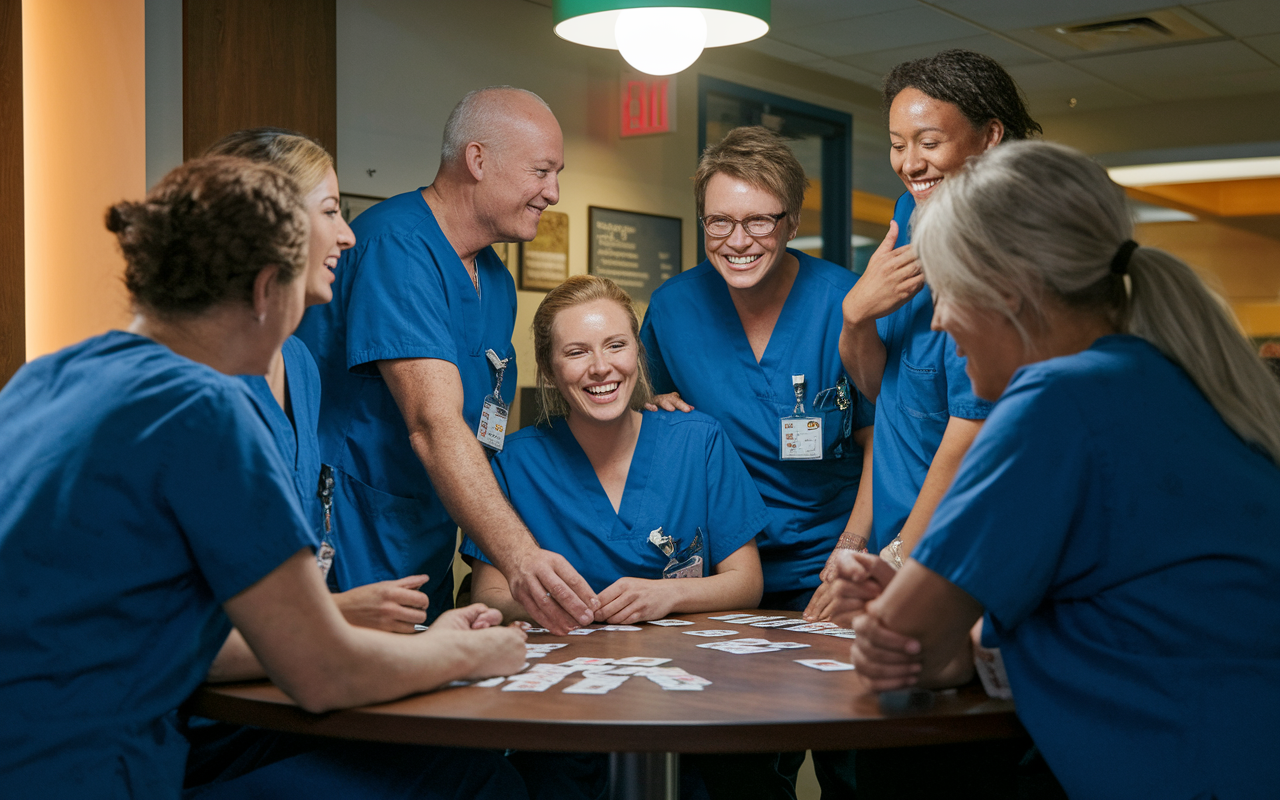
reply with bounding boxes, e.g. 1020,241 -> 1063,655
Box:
244,377 -> 299,469
707,249 -> 812,400
549,414 -> 657,539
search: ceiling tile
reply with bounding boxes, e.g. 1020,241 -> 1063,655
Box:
1187,0 -> 1280,38
770,6 -> 986,58
1246,33 -> 1280,64
740,36 -> 825,64
1134,67 -> 1280,101
930,0 -> 1174,32
837,33 -> 1048,75
805,59 -> 884,87
768,0 -> 918,32
1006,62 -> 1145,112
1070,40 -> 1273,86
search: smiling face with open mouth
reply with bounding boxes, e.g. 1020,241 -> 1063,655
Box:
889,87 -> 1002,205
702,173 -> 796,294
303,167 -> 355,306
550,298 -> 640,427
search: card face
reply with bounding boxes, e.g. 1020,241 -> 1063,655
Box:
711,644 -> 784,655
526,628 -> 551,634
559,657 -> 613,666
601,625 -> 642,631
750,618 -> 808,628
769,641 -> 811,649
567,628 -> 597,635
786,622 -> 839,633
473,676 -> 506,688
526,643 -> 568,651
728,615 -> 788,625
707,613 -> 759,621
611,656 -> 672,666
795,659 -> 855,672
727,638 -> 773,646
647,619 -> 695,626
564,675 -> 629,694
682,629 -> 739,637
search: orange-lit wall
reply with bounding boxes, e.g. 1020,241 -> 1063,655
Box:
23,0 -> 144,360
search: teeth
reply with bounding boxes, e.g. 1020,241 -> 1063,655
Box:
586,383 -> 618,395
912,179 -> 942,192
727,255 -> 759,265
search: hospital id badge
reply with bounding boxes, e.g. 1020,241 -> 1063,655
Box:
781,415 -> 823,460
476,397 -> 507,451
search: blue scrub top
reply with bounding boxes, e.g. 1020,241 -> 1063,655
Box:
239,335 -> 325,540
869,193 -> 993,552
461,410 -> 768,592
295,189 -> 518,618
913,335 -> 1280,800
0,331 -> 315,799
639,251 -> 875,594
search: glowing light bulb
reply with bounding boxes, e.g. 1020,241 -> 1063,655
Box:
614,7 -> 708,76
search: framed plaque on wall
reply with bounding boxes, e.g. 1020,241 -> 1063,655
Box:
588,207 -> 681,303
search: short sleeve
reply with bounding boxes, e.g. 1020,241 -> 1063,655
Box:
703,422 -> 770,567
344,233 -> 457,373
854,384 -> 876,430
639,309 -> 676,395
943,332 -> 996,420
162,387 -> 317,603
459,455 -> 512,567
912,377 -> 1088,630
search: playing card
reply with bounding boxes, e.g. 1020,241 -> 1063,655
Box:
785,622 -> 840,633
750,618 -> 809,628
682,629 -> 739,637
567,628 -> 598,635
564,675 -> 630,694
648,673 -> 711,690
704,643 -> 783,654
794,659 -> 855,672
769,641 -> 811,649
526,628 -> 551,634
473,676 -> 506,688
503,672 -> 569,691
611,656 -> 672,666
558,657 -> 614,666
726,615 -> 787,624
647,619 -> 695,626
526,643 -> 568,650
601,625 -> 642,631
726,638 -> 773,645
707,613 -> 759,621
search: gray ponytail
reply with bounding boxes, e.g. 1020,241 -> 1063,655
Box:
914,140 -> 1280,464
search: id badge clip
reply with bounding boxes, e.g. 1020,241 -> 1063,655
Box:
780,374 -> 822,461
476,348 -> 509,452
315,464 -> 337,580
649,526 -> 706,579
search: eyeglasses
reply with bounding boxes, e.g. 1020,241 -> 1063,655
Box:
700,213 -> 787,238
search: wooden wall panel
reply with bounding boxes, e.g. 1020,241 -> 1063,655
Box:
183,0 -> 336,160
0,0 -> 21,386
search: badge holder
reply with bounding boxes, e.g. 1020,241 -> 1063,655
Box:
813,375 -> 855,459
476,348 -> 509,452
649,526 -> 706,579
780,374 -> 822,461
315,464 -> 337,581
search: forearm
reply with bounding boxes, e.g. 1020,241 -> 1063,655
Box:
896,417 -> 983,557
864,561 -> 981,689
839,319 -> 886,402
666,568 -> 763,615
839,434 -> 875,552
206,629 -> 265,683
469,561 -> 534,624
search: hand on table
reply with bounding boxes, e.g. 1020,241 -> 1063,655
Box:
644,391 -> 693,413
842,222 -> 924,326
505,548 -> 600,635
332,574 -> 430,633
432,602 -> 506,631
457,623 -> 530,681
594,577 -> 674,625
804,538 -> 869,620
849,610 -> 922,693
823,551 -> 897,628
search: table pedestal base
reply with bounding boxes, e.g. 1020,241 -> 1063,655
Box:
608,752 -> 678,800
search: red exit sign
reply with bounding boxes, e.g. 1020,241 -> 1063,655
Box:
620,75 -> 673,137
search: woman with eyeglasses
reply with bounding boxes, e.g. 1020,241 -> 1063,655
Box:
639,125 -> 874,799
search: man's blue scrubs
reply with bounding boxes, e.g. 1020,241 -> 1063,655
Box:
296,189 -> 518,620
914,335 -> 1280,800
640,250 -> 875,605
461,410 -> 767,588
870,193 -> 993,552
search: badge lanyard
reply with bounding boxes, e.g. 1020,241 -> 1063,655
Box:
315,464 -> 337,580
476,348 -> 509,452
780,373 -> 823,461
649,526 -> 706,579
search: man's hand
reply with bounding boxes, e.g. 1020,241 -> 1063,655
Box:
431,602 -> 506,632
841,222 -> 924,327
332,575 -> 431,633
824,550 -> 898,628
504,548 -> 599,634
594,578 -> 674,625
454,625 -> 530,681
644,391 -> 693,412
849,611 -> 923,693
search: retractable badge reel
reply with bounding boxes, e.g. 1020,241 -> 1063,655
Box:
315,464 -> 337,580
476,348 -> 509,452
780,374 -> 822,461
649,526 -> 706,579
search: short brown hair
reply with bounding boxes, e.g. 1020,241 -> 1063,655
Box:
205,127 -> 334,196
532,275 -> 654,425
693,126 -> 808,224
107,155 -> 308,316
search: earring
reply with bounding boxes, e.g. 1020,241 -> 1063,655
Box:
257,313 -> 266,324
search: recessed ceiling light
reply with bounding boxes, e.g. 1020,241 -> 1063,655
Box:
1108,157 -> 1280,186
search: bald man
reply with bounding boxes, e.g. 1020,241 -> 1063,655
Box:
297,87 -> 598,634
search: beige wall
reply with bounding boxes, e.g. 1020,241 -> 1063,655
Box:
24,0 -> 144,359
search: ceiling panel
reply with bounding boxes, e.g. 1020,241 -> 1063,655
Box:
1187,0 -> 1280,38
837,33 -> 1048,75
803,59 -> 884,87
1071,40 -> 1274,88
769,7 -> 984,58
1245,33 -> 1280,64
768,0 -> 918,32
928,0 -> 1176,32
1006,62 -> 1144,113
739,36 -> 825,64
1136,68 -> 1280,101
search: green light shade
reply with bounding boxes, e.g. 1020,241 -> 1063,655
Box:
553,0 -> 770,49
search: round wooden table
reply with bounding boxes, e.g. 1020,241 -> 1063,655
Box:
187,611 -> 1021,799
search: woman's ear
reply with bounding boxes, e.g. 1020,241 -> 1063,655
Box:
984,119 -> 1005,151
252,264 -> 283,323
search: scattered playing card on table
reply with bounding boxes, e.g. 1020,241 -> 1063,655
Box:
526,628 -> 550,634
564,675 -> 630,694
707,613 -> 759,621
786,622 -> 840,633
473,676 -> 506,688
611,656 -> 672,666
567,628 -> 598,635
700,642 -> 783,654
750,618 -> 809,628
795,659 -> 855,672
559,657 -> 614,666
682,629 -> 739,637
601,625 -> 643,631
647,619 -> 695,626
728,615 -> 788,625
770,642 -> 811,649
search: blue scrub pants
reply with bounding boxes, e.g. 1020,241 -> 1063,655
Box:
183,726 -> 528,800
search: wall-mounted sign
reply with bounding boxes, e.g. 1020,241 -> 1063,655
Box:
520,209 -> 569,291
588,207 -> 681,303
620,73 -> 674,137
339,193 -> 384,224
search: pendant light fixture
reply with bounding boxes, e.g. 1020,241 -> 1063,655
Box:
553,1 -> 770,76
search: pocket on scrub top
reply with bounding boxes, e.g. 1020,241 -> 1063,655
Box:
334,471 -> 444,574
897,358 -> 948,421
